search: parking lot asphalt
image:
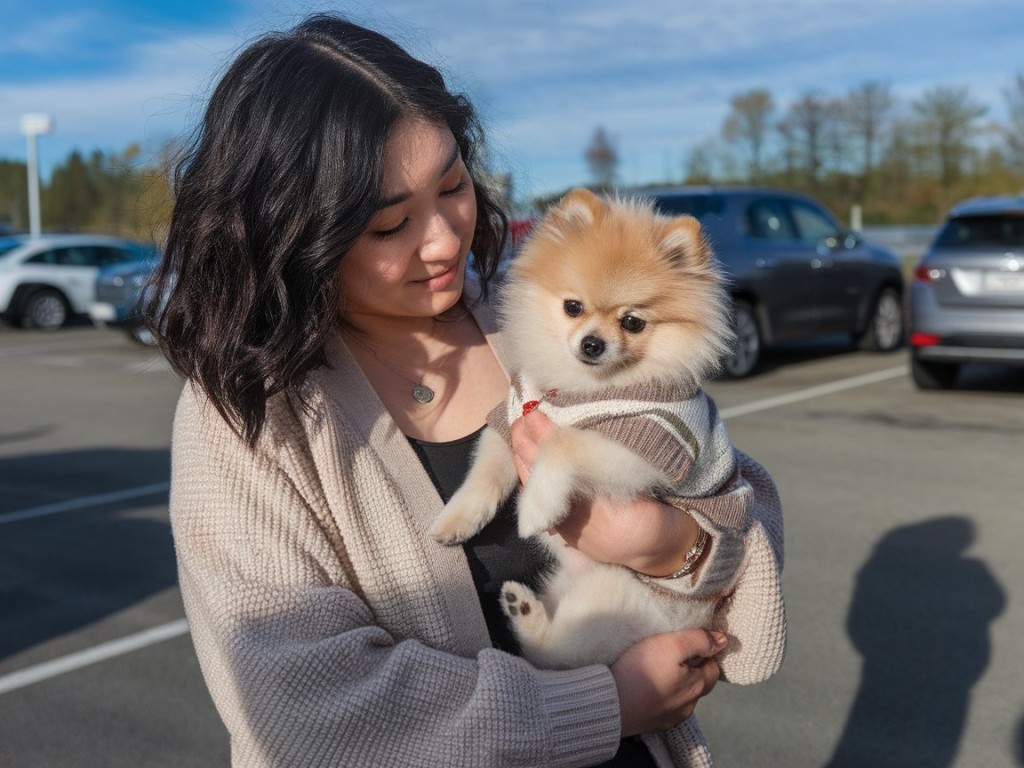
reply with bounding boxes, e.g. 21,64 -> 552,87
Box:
1,324 -> 1022,768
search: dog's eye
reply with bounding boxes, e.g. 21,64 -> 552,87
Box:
563,300 -> 584,317
620,315 -> 646,333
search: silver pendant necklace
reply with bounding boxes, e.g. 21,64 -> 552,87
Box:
341,326 -> 439,404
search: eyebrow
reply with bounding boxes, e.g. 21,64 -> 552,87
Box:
376,141 -> 463,211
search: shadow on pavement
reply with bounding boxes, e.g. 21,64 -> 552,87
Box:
826,517 -> 1005,768
0,448 -> 175,660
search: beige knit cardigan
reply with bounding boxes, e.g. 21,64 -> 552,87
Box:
169,300 -> 786,768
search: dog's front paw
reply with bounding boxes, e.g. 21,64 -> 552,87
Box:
516,480 -> 571,539
429,488 -> 500,545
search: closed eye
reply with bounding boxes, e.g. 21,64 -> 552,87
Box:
373,219 -> 409,239
442,178 -> 469,197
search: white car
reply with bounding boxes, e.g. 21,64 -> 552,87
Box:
0,234 -> 151,330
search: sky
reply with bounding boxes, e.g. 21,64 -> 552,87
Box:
2,0 -> 1023,204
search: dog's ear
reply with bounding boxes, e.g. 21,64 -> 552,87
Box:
556,187 -> 603,225
660,215 -> 711,266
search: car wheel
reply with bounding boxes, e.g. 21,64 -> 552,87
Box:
857,287 -> 904,351
24,288 -> 69,330
723,300 -> 761,378
911,352 -> 959,390
127,324 -> 157,347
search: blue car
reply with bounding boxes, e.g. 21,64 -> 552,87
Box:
640,186 -> 906,377
88,256 -> 159,346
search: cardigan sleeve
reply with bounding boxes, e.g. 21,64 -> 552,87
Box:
642,449 -> 786,686
170,387 -> 623,768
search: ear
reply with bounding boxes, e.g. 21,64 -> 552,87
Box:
660,215 -> 710,266
556,187 -> 604,225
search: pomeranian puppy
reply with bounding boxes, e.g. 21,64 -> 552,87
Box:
429,187 -> 751,670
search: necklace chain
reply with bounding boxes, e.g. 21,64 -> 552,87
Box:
341,319 -> 460,405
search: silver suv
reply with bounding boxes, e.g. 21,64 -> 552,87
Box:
908,195 -> 1024,389
644,187 -> 905,377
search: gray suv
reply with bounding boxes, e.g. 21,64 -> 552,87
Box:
908,195 -> 1024,389
642,187 -> 906,377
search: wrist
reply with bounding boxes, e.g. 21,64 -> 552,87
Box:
631,507 -> 708,579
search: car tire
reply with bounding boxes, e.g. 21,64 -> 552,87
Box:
722,300 -> 761,378
23,288 -> 69,330
857,287 -> 904,352
911,352 -> 959,390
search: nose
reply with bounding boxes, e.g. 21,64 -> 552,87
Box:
581,335 -> 605,359
421,210 -> 462,263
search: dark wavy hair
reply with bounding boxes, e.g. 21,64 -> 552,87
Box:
146,14 -> 507,446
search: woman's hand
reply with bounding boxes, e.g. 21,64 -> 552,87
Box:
509,410 -> 705,576
611,629 -> 726,736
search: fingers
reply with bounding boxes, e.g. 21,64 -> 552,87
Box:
521,409 -> 556,442
676,629 -> 729,664
510,411 -> 556,484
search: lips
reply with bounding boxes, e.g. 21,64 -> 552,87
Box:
416,262 -> 460,291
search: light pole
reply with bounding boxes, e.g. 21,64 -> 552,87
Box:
19,113 -> 55,237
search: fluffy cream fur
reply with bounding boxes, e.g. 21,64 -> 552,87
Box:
429,188 -> 737,669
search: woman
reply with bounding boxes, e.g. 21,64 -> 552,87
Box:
149,13 -> 785,767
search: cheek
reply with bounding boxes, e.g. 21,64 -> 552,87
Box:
457,192 -> 478,243
339,241 -> 408,298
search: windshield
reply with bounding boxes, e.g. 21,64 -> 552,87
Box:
935,214 -> 1024,248
652,194 -> 727,220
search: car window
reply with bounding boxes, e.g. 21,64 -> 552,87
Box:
789,200 -> 839,243
935,214 -> 1024,248
26,250 -> 58,265
27,247 -> 103,266
653,194 -> 727,220
99,246 -> 136,265
745,199 -> 797,240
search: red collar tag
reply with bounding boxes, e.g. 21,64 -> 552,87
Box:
522,389 -> 558,416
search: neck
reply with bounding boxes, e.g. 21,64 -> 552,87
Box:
342,301 -> 469,349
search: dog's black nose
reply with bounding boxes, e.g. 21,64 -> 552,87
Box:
581,335 -> 605,359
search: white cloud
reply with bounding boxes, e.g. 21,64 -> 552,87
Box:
0,31 -> 238,170
1,0 -> 1021,197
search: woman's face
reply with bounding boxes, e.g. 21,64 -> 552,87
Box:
339,118 -> 478,325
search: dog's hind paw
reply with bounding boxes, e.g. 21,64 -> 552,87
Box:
499,581 -> 549,639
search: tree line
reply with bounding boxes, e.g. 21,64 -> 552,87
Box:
584,74 -> 1024,225
3,74 -> 1022,239
0,143 -> 174,243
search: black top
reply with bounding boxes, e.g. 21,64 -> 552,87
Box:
407,427 -> 552,655
408,428 -> 658,768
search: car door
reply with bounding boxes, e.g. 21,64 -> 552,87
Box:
788,199 -> 870,332
29,246 -> 103,312
740,196 -> 821,340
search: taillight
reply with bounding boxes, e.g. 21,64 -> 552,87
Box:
914,265 -> 947,283
909,332 -> 941,347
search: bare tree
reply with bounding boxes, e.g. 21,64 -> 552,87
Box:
781,92 -> 838,188
911,85 -> 987,189
585,127 -> 618,189
842,81 -> 896,202
722,89 -> 775,181
1003,73 -> 1024,173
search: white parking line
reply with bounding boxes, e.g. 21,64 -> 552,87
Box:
0,483 -> 170,525
719,365 -> 907,419
0,620 -> 189,696
0,362 -> 907,694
